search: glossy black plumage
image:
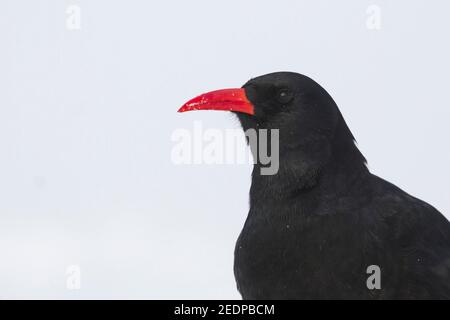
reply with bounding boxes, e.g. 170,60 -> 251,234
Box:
233,72 -> 450,299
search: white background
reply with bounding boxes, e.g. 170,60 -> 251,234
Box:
0,0 -> 449,299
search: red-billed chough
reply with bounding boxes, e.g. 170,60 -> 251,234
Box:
178,72 -> 450,299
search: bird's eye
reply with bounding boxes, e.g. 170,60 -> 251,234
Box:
276,88 -> 294,104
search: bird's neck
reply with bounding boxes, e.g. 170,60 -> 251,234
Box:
249,116 -> 369,204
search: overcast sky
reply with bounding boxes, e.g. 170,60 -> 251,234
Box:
0,0 -> 449,299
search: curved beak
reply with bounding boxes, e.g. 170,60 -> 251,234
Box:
178,88 -> 254,115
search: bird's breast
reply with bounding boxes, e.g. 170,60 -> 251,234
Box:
234,204 -> 370,299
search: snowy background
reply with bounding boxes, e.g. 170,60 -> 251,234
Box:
0,0 -> 449,299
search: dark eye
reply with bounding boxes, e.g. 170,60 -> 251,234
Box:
276,88 -> 294,104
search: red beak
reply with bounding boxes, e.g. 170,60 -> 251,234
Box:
178,88 -> 254,115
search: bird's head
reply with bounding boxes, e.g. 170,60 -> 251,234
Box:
179,72 -> 366,189
179,72 -> 340,144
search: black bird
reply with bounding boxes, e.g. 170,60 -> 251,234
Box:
179,72 -> 450,299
